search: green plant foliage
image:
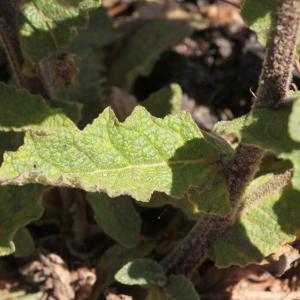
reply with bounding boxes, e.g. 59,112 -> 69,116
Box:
115,258 -> 167,287
145,287 -> 167,300
18,0 -> 101,65
0,185 -> 44,256
241,0 -> 277,47
214,99 -> 300,190
210,175 -> 300,267
87,193 -> 141,248
0,106 -> 232,202
164,275 -> 200,300
242,0 -> 300,54
0,83 -> 76,132
56,7 -> 118,126
0,290 -> 43,300
109,19 -> 194,91
50,99 -> 82,123
142,84 -> 183,118
96,241 -> 156,292
13,227 -> 35,257
288,91 -> 300,143
241,103 -> 300,189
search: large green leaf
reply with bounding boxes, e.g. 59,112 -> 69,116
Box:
0,106 -> 232,202
0,185 -> 44,256
87,193 -> 141,248
109,19 -> 193,91
0,83 -> 75,133
18,0 -> 101,65
210,174 -> 300,267
13,227 -> 35,257
115,259 -> 167,287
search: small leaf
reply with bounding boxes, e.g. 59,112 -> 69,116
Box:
87,193 -> 142,248
13,227 -> 35,258
241,102 -> 300,190
0,106 -> 232,202
115,259 -> 167,287
142,84 -> 183,118
0,83 -> 75,133
210,174 -> 300,267
50,99 -> 82,123
56,7 -> 118,126
96,241 -> 155,292
0,185 -> 44,256
213,115 -> 246,141
288,91 -> 300,143
241,0 -> 277,47
18,0 -> 101,64
109,19 -> 193,91
145,287 -> 167,300
164,275 -> 200,300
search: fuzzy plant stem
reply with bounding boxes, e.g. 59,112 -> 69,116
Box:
162,0 -> 300,277
0,0 -> 50,99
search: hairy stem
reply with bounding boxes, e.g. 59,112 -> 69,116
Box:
256,0 -> 300,107
162,0 -> 300,277
0,0 -> 50,99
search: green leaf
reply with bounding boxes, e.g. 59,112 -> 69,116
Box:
288,91 -> 300,143
241,102 -> 300,190
96,241 -> 155,292
18,0 -> 101,64
142,84 -> 183,118
210,175 -> 300,267
56,7 -> 118,126
0,185 -> 44,256
0,106 -> 232,202
109,19 -> 193,91
115,259 -> 167,287
145,287 -> 167,300
241,0 -> 277,48
87,193 -> 141,248
50,99 -> 82,123
164,275 -> 200,300
213,115 -> 246,141
241,0 -> 300,55
13,227 -> 35,257
0,83 -> 75,133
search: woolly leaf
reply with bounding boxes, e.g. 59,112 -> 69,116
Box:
210,175 -> 300,267
241,0 -> 300,54
164,275 -> 200,300
241,0 -> 276,47
13,227 -> 35,257
142,84 -> 183,118
56,7 -> 118,126
289,91 -> 300,143
0,83 -> 76,133
87,193 -> 141,248
109,19 -> 193,91
96,241 -> 155,291
18,0 -> 101,64
115,259 -> 167,287
0,106 -> 232,202
0,185 -> 44,256
241,102 -> 300,190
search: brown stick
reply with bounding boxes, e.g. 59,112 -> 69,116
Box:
0,0 -> 50,99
